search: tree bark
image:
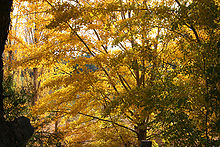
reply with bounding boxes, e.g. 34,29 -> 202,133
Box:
0,0 -> 13,120
32,67 -> 38,105
135,122 -> 147,146
0,1 -> 34,146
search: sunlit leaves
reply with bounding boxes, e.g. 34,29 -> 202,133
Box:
8,0 -> 220,146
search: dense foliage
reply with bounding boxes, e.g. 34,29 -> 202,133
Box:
3,75 -> 32,121
6,0 -> 219,146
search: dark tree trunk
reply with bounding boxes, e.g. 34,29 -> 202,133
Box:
0,0 -> 13,120
135,122 -> 147,146
0,1 -> 34,146
137,127 -> 147,143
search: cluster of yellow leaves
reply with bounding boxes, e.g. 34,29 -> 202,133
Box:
7,0 -> 219,146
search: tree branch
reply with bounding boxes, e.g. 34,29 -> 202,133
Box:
78,112 -> 137,134
93,29 -> 108,54
174,0 -> 181,7
174,0 -> 201,44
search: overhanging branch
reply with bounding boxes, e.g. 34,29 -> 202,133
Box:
78,112 -> 137,134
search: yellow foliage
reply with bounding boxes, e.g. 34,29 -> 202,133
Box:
7,0 -> 219,146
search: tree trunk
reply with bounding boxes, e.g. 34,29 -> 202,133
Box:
0,0 -> 13,120
0,1 -> 34,146
32,67 -> 38,105
137,127 -> 146,143
135,122 -> 147,146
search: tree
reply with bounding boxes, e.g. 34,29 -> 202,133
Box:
16,0 -> 168,145
152,0 -> 220,146
13,0 -> 219,146
0,0 -> 34,146
0,0 -> 13,120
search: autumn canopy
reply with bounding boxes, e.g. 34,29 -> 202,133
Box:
2,0 -> 219,146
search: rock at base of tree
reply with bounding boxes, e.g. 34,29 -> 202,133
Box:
0,116 -> 34,147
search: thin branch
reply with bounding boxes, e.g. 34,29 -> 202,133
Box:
117,72 -> 129,91
127,65 -> 136,79
174,0 -> 181,7
78,112 -> 137,134
68,24 -> 96,56
188,24 -> 201,44
119,42 -> 127,51
13,11 -> 48,17
102,68 -> 119,94
121,75 -> 131,89
54,64 -> 73,76
93,29 -> 108,54
45,0 -> 53,7
174,0 -> 201,44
